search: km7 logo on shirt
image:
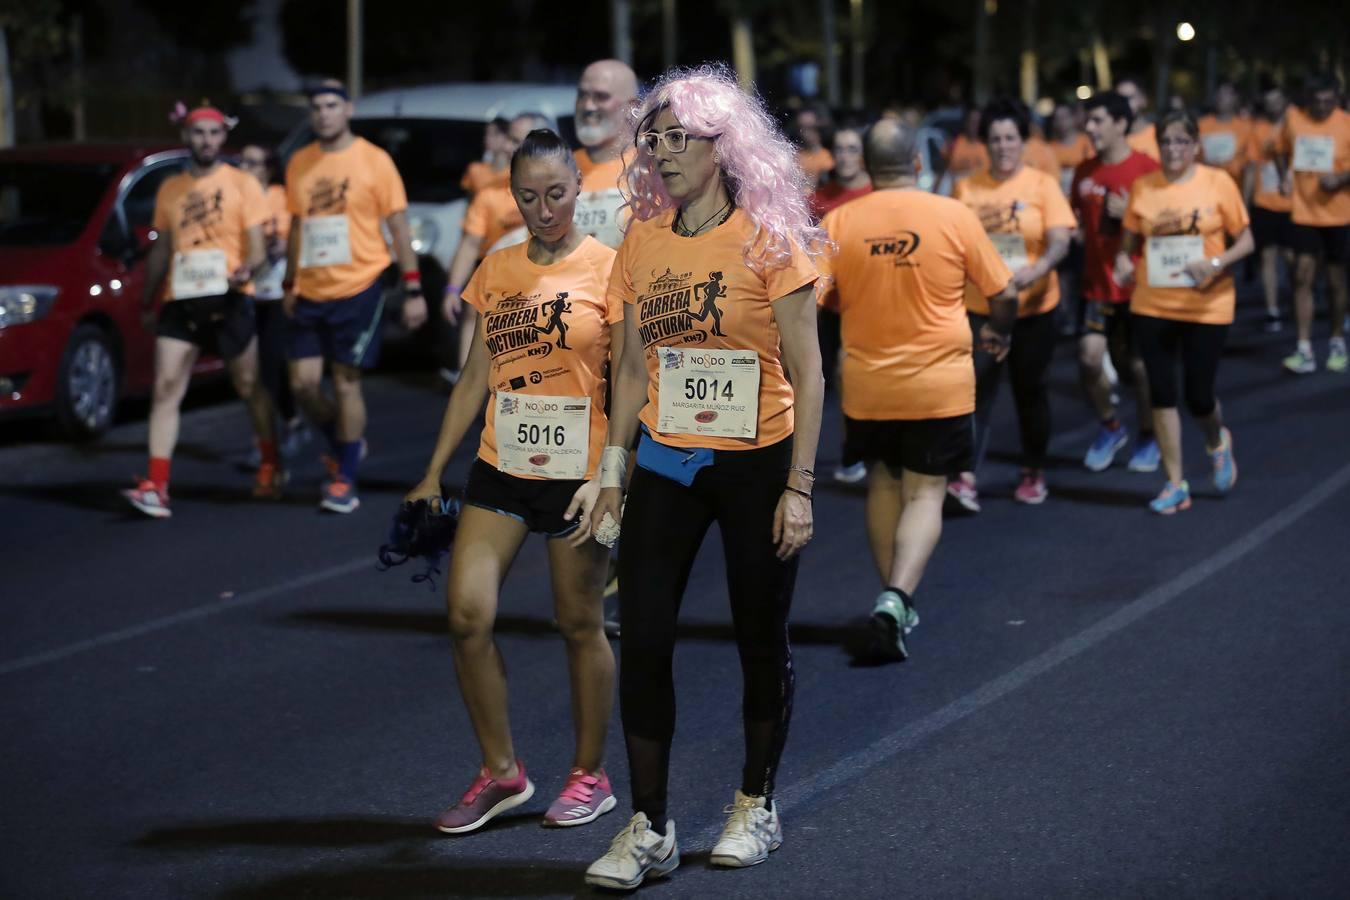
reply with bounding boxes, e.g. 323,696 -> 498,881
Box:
637,268 -> 728,348
307,177 -> 350,215
866,232 -> 922,266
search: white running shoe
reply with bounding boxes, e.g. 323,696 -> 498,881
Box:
710,790 -> 782,868
585,813 -> 679,890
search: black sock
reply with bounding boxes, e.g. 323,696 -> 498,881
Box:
646,812 -> 668,835
886,586 -> 915,610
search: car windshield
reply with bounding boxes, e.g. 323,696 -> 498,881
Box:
352,118 -> 495,204
0,161 -> 118,246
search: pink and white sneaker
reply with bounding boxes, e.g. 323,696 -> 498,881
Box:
1013,469 -> 1048,505
543,768 -> 617,827
435,762 -> 535,834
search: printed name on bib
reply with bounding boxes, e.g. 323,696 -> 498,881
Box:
1202,132 -> 1237,164
1292,135 -> 1335,174
1146,235 -> 1206,288
989,233 -> 1030,273
494,392 -> 591,479
656,347 -> 760,439
171,249 -> 229,300
301,215 -> 353,268
1259,161 -> 1281,194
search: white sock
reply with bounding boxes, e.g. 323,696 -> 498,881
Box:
1298,340 -> 1313,356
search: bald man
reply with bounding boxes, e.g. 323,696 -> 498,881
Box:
572,59 -> 640,249
819,119 -> 1017,664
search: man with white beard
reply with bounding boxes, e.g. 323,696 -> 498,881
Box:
571,59 -> 640,249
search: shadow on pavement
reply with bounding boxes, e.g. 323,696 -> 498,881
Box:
0,480 -> 317,513
1047,483 -> 1150,509
216,860 -> 593,899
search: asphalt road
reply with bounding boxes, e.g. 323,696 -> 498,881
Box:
1,294 -> 1347,899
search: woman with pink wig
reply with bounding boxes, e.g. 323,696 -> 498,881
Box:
583,65 -> 828,889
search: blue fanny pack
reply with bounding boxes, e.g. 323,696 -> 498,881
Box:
636,428 -> 714,487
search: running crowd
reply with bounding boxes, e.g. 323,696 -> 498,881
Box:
119,59 -> 1349,890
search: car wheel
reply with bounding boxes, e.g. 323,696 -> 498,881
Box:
55,323 -> 120,440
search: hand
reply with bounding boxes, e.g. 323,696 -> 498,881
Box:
282,289 -> 298,318
227,264 -> 253,290
563,480 -> 603,548
1183,258 -> 1218,287
1105,190 -> 1129,220
1113,253 -> 1136,288
1318,172 -> 1345,193
586,486 -> 624,547
443,289 -> 463,325
404,476 -> 442,505
401,292 -> 428,330
772,490 -> 813,560
977,323 -> 1011,362
1011,264 -> 1042,291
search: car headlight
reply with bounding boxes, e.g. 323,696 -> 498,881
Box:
0,286 -> 59,329
409,215 -> 440,256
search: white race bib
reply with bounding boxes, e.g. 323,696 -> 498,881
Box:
1292,135 -> 1335,174
988,233 -> 1030,273
170,249 -> 228,300
253,258 -> 286,301
1201,132 -> 1238,164
300,215 -> 353,268
656,347 -> 760,439
573,189 -> 626,249
494,393 -> 591,480
1259,161 -> 1281,194
1146,235 -> 1206,288
1060,168 -> 1075,196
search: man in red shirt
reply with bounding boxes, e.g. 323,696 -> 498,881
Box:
1071,91 -> 1162,473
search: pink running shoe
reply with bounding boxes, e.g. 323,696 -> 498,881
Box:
544,768 -> 617,827
945,473 -> 980,514
1013,469 -> 1048,505
435,762 -> 535,834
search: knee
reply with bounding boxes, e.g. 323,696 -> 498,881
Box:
446,596 -> 494,644
1078,341 -> 1103,372
331,368 -> 362,397
232,371 -> 259,400
289,372 -> 320,400
1294,257 -> 1318,286
555,604 -> 603,645
152,372 -> 187,403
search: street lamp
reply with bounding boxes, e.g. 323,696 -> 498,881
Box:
1176,22 -> 1196,42
1076,84 -> 1093,100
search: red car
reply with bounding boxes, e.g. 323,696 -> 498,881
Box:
0,143 -> 224,439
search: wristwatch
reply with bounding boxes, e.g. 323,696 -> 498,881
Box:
1209,257 -> 1223,271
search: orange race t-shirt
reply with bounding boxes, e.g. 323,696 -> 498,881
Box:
608,209 -> 820,450
798,147 -> 835,184
1024,138 -> 1061,178
152,164 -> 268,300
460,160 -> 510,196
954,166 -> 1077,317
286,137 -> 408,301
1278,106 -> 1350,227
1128,123 -> 1160,162
1197,115 -> 1252,183
1123,165 -> 1250,325
464,186 -> 526,259
462,237 -> 620,480
819,190 -> 1012,421
263,183 -> 291,243
945,135 -> 990,180
1247,118 -> 1292,213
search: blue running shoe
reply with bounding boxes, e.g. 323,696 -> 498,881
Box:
1128,436 -> 1161,472
1209,428 -> 1237,493
1084,424 -> 1128,472
1149,480 -> 1191,515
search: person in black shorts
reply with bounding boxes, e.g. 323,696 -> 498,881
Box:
123,104 -> 278,519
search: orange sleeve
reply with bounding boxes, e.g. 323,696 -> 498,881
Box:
762,240 -> 820,300
960,209 -> 1013,297
459,164 -> 474,192
607,227 -> 638,306
1043,177 -> 1078,231
284,157 -> 304,217
151,181 -> 172,233
240,176 -> 270,230
462,193 -> 489,238
1121,176 -> 1146,234
375,150 -> 408,219
951,178 -> 969,203
595,250 -> 624,324
1276,118 -> 1292,156
461,256 -> 492,314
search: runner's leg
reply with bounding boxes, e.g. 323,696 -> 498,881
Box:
887,469 -> 947,596
148,337 -> 200,463
546,534 -> 615,773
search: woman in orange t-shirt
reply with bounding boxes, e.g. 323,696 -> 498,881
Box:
406,130 -> 623,834
582,66 -> 826,887
1114,111 -> 1254,514
953,99 -> 1078,508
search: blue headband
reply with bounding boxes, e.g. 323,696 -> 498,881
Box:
307,85 -> 350,101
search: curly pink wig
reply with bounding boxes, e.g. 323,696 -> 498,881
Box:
621,65 -> 831,272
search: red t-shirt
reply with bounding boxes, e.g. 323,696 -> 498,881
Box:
1071,150 -> 1161,303
810,182 -> 873,218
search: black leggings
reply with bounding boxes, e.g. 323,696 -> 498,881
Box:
970,311 -> 1057,471
1131,314 -> 1228,415
618,437 -> 798,828
254,300 -> 296,422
